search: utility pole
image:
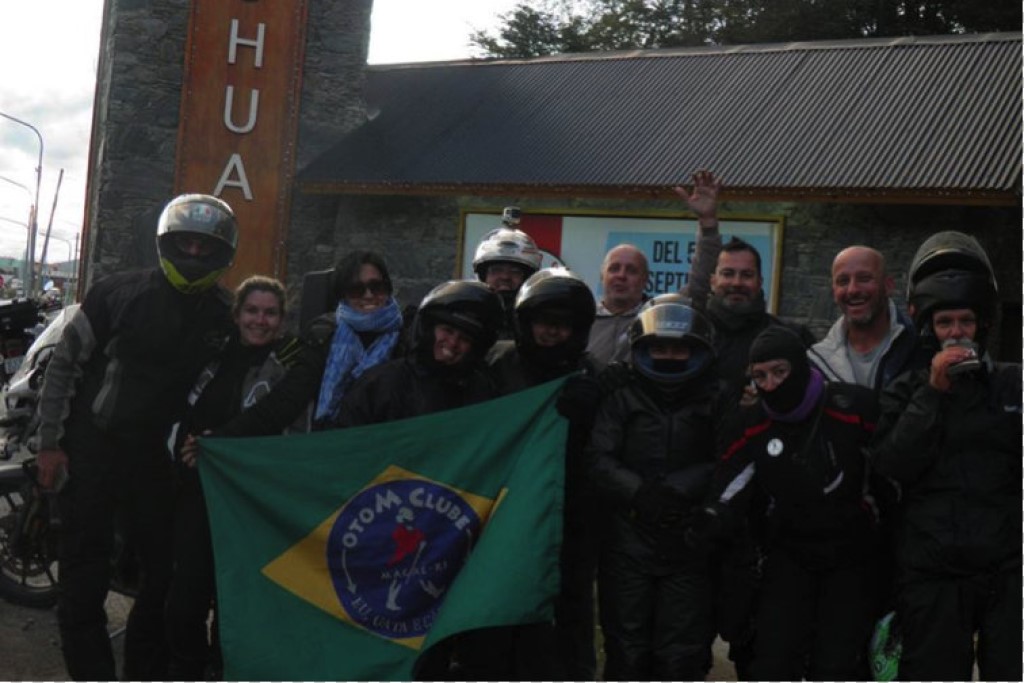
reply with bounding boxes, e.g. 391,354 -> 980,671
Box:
39,168 -> 64,276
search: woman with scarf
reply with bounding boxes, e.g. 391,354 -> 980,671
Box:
313,250 -> 404,428
693,326 -> 884,680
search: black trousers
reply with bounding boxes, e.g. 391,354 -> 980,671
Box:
896,567 -> 1022,681
747,546 -> 879,681
57,424 -> 175,681
456,623 -> 558,681
711,533 -> 761,678
598,544 -> 713,681
449,488 -> 601,681
165,470 -> 217,679
553,486 -> 601,680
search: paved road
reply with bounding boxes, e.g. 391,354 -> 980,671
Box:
2,593 -> 735,681
1,592 -> 130,681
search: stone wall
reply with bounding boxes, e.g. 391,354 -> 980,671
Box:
83,0 -> 372,289
774,202 -> 1021,353
282,0 -> 372,314
83,0 -> 190,288
306,192 -> 1021,360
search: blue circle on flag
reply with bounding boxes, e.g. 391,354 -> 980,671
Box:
327,479 -> 481,639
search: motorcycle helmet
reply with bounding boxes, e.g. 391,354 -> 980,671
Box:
414,280 -> 504,364
644,291 -> 694,308
907,231 -> 997,346
156,194 -> 238,293
514,267 -> 596,370
472,221 -> 543,283
629,298 -> 715,390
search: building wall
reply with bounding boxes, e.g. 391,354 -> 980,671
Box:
83,0 -> 372,290
82,1 -> 1020,361
305,193 -> 1021,361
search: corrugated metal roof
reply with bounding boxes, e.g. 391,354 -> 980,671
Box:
298,32 -> 1022,204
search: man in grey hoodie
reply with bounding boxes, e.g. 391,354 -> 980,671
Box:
808,246 -> 920,393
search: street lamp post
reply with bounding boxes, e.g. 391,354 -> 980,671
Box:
0,175 -> 34,283
0,216 -> 29,294
0,112 -> 44,298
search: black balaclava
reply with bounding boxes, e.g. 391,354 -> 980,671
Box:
749,326 -> 810,414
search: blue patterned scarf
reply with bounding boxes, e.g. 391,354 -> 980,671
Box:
314,299 -> 402,423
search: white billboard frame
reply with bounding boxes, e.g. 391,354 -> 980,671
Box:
458,208 -> 785,312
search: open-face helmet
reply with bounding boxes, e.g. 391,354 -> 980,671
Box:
472,224 -> 542,282
156,194 -> 238,293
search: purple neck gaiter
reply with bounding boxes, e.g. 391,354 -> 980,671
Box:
763,367 -> 825,422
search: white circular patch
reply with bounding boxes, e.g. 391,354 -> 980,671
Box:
766,438 -> 784,457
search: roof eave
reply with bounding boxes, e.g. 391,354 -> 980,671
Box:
296,181 -> 1022,207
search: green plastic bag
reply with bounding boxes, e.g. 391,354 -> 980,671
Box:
869,611 -> 902,682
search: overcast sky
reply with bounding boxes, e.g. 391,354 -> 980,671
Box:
0,0 -> 519,263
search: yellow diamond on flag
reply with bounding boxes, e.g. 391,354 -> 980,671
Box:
262,465 -> 498,650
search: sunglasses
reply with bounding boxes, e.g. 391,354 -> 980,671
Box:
344,279 -> 390,299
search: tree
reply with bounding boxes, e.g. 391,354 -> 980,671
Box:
470,0 -> 1021,58
470,0 -> 716,58
470,5 -> 568,58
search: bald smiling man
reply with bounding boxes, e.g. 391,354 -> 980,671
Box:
809,246 -> 922,392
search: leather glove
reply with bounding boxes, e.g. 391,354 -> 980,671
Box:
302,314 -> 337,348
632,479 -> 687,527
596,361 -> 632,394
556,374 -> 603,422
685,503 -> 728,551
663,463 -> 715,502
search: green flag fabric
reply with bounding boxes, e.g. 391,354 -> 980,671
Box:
198,378 -> 568,681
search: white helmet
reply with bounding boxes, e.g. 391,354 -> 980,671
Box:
472,222 -> 542,281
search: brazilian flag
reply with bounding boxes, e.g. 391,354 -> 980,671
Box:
199,378 -> 568,680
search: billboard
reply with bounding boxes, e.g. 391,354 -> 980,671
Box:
460,209 -> 784,311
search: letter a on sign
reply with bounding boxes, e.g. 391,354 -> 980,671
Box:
175,0 -> 308,287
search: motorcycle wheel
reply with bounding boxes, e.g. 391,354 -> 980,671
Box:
0,485 -> 59,608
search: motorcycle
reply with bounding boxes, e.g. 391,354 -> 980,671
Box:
0,458 -> 140,610
0,298 -> 46,389
0,459 -> 60,607
0,304 -> 76,459
0,304 -> 140,610
0,306 -> 75,607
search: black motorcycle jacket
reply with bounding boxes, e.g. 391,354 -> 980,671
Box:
708,382 -> 879,569
870,361 -> 1022,577
176,331 -> 326,444
588,375 -> 720,564
487,341 -> 602,489
336,355 -> 498,427
38,269 -> 231,449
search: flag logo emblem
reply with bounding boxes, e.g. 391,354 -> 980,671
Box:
262,465 -> 495,649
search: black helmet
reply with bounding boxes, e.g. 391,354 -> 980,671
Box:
629,299 -> 716,387
514,267 -> 596,369
414,280 -> 504,360
907,231 -> 997,341
156,194 -> 238,293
